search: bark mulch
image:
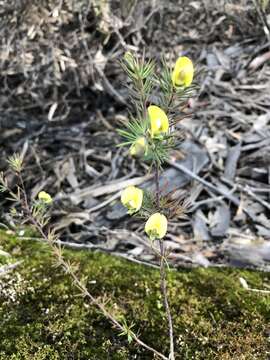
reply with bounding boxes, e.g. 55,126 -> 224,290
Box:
1,1 -> 270,270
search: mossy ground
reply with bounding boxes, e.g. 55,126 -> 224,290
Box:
0,230 -> 269,359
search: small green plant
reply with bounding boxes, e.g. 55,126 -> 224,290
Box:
1,52 -> 196,359
119,52 -> 196,359
1,158 -> 167,359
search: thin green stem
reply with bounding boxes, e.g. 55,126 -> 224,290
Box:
155,165 -> 160,209
154,162 -> 175,360
165,91 -> 174,114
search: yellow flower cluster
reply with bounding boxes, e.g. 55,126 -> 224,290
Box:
122,56 -> 194,237
129,56 -> 194,157
121,186 -> 168,239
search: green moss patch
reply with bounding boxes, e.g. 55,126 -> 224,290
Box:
0,230 -> 269,359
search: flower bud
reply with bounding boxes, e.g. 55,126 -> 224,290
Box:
145,212 -> 168,240
121,186 -> 143,214
171,56 -> 194,87
38,191 -> 53,204
148,105 -> 169,138
129,136 -> 147,157
124,51 -> 133,62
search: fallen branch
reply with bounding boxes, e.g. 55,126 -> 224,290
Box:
167,159 -> 257,222
239,277 -> 270,294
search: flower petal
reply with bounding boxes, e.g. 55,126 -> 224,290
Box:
121,186 -> 143,213
148,105 -> 169,138
145,212 -> 168,240
172,56 -> 194,87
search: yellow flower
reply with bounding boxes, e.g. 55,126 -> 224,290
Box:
145,212 -> 168,240
38,191 -> 53,204
148,105 -> 169,138
129,136 -> 147,157
172,56 -> 194,87
121,186 -> 143,214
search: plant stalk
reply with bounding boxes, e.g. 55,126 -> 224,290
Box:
154,164 -> 175,360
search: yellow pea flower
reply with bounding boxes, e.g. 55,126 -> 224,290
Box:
172,56 -> 194,87
145,212 -> 168,240
38,191 -> 53,204
121,186 -> 143,214
129,136 -> 147,157
148,105 -> 169,138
